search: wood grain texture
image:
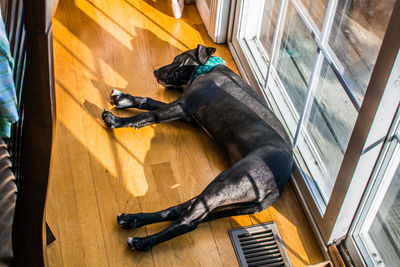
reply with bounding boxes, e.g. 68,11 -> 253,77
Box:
328,245 -> 346,267
46,0 -> 325,266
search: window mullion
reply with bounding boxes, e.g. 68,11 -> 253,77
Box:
293,51 -> 324,147
289,0 -> 321,41
293,0 -> 338,147
320,0 -> 338,45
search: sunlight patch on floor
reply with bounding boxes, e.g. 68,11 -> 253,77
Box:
53,19 -> 99,75
75,0 -> 135,50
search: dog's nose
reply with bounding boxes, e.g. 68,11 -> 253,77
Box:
154,68 -> 160,76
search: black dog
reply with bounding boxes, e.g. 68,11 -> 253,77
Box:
102,44 -> 293,251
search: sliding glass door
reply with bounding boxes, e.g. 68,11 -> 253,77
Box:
228,0 -> 399,249
347,108 -> 400,266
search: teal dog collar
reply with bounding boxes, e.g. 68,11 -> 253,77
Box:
192,56 -> 226,80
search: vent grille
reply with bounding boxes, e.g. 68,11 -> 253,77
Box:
229,222 -> 292,267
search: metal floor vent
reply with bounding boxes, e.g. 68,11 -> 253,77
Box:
229,222 -> 292,267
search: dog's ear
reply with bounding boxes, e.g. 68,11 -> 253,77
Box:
196,44 -> 216,65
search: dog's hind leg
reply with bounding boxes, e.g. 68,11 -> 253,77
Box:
126,189 -> 279,251
117,198 -> 196,229
118,188 -> 278,230
202,191 -> 279,222
110,89 -> 168,110
127,196 -> 211,251
126,154 -> 282,251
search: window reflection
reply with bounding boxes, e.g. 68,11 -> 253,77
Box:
329,0 -> 395,104
296,59 -> 358,200
259,0 -> 281,56
301,0 -> 328,29
276,3 -> 318,115
369,159 -> 400,265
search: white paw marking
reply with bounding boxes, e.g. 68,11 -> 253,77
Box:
111,88 -> 122,96
117,98 -> 131,107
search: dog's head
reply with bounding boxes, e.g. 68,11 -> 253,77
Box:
154,44 -> 216,88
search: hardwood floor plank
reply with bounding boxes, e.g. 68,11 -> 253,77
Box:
49,139 -> 87,266
210,218 -> 239,267
45,183 -> 64,267
191,225 -> 224,266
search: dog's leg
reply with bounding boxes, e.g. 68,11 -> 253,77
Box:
118,193 -> 277,231
110,89 -> 168,110
126,190 -> 279,251
117,198 -> 196,229
127,197 -> 210,251
126,153 -> 282,251
102,101 -> 188,128
202,192 -> 279,222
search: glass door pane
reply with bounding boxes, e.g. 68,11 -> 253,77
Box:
301,0 -> 328,29
234,0 -> 281,80
352,118 -> 400,266
275,2 -> 318,113
368,164 -> 400,266
269,1 -> 319,133
259,0 -> 281,56
295,58 -> 358,203
329,0 -> 396,105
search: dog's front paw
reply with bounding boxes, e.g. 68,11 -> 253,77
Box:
117,213 -> 145,229
128,237 -> 152,252
110,89 -> 123,107
110,89 -> 135,109
102,110 -> 119,128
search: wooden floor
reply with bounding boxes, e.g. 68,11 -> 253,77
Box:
45,0 -> 325,266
